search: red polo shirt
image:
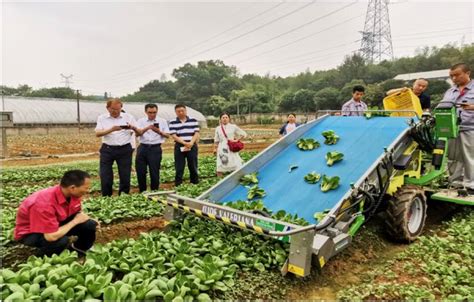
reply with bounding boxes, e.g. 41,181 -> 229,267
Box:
14,185 -> 82,240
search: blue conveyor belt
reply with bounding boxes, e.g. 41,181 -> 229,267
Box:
216,116 -> 410,223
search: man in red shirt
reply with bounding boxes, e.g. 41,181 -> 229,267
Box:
14,170 -> 98,256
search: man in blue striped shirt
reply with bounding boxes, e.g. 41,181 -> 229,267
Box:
169,104 -> 200,186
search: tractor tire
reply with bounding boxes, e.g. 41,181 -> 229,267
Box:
386,185 -> 427,242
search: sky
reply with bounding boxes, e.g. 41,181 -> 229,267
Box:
1,0 -> 473,96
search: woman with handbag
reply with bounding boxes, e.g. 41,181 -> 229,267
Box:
213,113 -> 247,177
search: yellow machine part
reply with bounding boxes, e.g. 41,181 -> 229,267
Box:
387,141 -> 422,195
383,89 -> 423,117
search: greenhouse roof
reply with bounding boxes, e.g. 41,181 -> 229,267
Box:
2,97 -> 206,125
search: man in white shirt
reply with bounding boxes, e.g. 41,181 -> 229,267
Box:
134,104 -> 170,192
95,99 -> 139,196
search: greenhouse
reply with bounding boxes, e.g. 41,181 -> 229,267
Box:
2,96 -> 207,126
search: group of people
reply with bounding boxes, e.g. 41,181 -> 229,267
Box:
13,63 -> 473,257
95,100 -> 201,195
341,79 -> 431,117
338,64 -> 473,195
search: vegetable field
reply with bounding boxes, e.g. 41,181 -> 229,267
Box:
1,151 -> 473,300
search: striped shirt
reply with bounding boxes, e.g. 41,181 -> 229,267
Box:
169,116 -> 200,142
341,98 -> 368,117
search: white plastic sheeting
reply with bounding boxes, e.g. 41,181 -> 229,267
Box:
3,97 -> 206,125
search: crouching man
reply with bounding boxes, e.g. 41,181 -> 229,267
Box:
14,170 -> 98,256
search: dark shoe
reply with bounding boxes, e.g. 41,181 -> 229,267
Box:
70,243 -> 87,257
457,188 -> 468,197
467,188 -> 474,196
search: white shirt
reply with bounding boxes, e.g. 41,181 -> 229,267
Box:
95,113 -> 137,146
286,123 -> 297,134
136,117 -> 170,144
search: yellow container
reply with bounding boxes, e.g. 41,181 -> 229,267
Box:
383,89 -> 422,117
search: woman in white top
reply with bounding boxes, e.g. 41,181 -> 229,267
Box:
213,113 -> 247,177
279,113 -> 301,137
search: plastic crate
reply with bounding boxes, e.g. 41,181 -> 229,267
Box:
383,89 -> 422,117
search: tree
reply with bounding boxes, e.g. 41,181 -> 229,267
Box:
364,64 -> 393,84
426,79 -> 450,96
314,87 -> 340,110
172,60 -> 238,114
206,95 -> 229,117
293,89 -> 316,113
229,89 -> 255,115
379,79 -> 407,92
338,54 -> 368,83
28,87 -> 77,99
217,77 -> 242,99
278,91 -> 297,112
1,84 -> 33,96
364,84 -> 385,107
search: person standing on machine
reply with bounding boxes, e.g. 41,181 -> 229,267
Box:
442,63 -> 474,195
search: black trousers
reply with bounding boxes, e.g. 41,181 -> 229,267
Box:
174,144 -> 199,186
19,215 -> 97,257
135,144 -> 163,192
99,143 -> 133,196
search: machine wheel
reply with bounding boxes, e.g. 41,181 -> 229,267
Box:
386,185 -> 427,242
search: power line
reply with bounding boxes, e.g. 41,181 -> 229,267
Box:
222,1 -> 359,60
236,14 -> 364,64
244,40 -> 360,71
249,48 -> 357,74
393,30 -> 474,42
82,1 -> 358,91
97,2 -> 285,80
75,1 -> 314,86
168,1 -> 317,65
392,26 -> 472,38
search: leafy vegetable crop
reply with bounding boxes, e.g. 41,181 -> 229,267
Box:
325,151 -> 344,166
246,185 -> 266,200
304,172 -> 321,184
296,138 -> 320,151
239,173 -> 259,186
320,175 -> 340,192
321,130 -> 340,145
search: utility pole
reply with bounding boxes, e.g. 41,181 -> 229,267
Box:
76,89 -> 81,129
1,88 -> 4,111
60,73 -> 74,88
359,0 -> 394,63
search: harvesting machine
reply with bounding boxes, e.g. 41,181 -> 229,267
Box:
146,90 -> 473,277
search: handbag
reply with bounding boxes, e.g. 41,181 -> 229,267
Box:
221,124 -> 244,152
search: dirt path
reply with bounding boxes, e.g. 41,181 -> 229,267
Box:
285,202 -> 460,300
2,142 -> 273,168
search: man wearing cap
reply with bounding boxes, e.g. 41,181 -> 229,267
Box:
95,99 -> 139,196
